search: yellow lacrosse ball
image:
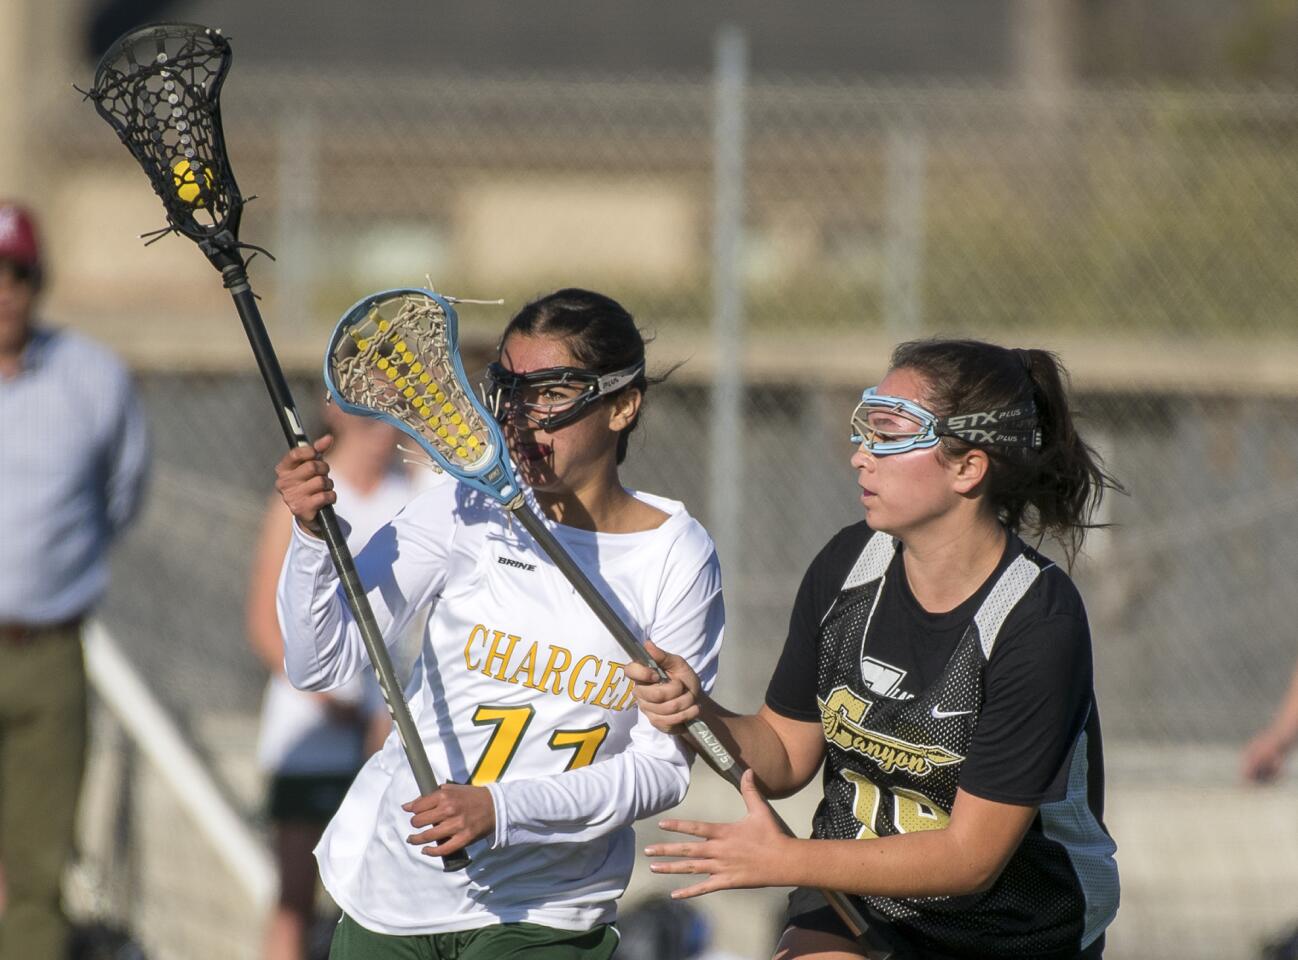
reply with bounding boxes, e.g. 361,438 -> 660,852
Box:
172,158 -> 213,207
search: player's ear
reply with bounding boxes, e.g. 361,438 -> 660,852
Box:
607,387 -> 642,432
950,447 -> 990,495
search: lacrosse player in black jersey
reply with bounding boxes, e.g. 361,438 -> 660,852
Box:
628,339 -> 1121,960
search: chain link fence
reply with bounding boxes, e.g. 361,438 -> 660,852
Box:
31,60 -> 1298,959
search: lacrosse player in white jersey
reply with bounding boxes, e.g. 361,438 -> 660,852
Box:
274,289 -> 724,960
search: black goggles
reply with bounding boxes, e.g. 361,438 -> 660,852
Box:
483,361 -> 644,431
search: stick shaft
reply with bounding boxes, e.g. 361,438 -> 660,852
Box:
224,268 -> 469,871
509,504 -> 891,957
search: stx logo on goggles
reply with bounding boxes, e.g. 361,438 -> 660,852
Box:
953,428 -> 1043,446
944,410 -> 1021,429
940,401 -> 1041,449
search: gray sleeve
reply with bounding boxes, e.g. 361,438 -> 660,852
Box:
104,367 -> 150,538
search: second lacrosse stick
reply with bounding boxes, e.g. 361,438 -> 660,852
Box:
85,23 -> 468,870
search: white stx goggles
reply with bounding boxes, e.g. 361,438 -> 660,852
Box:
850,387 -> 1042,456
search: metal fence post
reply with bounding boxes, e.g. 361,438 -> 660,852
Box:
709,25 -> 747,646
883,124 -> 926,341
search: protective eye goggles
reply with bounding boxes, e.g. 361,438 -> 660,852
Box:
850,387 -> 1042,456
483,361 -> 643,432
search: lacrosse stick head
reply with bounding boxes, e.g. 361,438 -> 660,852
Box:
86,23 -> 244,265
326,289 -> 521,505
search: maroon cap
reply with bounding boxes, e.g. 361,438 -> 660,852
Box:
0,202 -> 40,269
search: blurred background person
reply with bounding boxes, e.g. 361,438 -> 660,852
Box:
246,401 -> 411,960
1242,656 -> 1298,960
0,200 -> 150,960
1242,653 -> 1298,785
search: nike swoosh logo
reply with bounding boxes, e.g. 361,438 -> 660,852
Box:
930,707 -> 974,719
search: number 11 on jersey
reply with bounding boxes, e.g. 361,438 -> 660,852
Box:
468,705 -> 611,784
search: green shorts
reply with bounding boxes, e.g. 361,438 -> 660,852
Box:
328,913 -> 619,960
268,772 -> 356,823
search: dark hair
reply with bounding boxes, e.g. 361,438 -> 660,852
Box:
499,288 -> 652,464
890,338 -> 1122,565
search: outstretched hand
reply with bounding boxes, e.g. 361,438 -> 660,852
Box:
625,640 -> 704,736
403,783 -> 496,859
645,769 -> 796,899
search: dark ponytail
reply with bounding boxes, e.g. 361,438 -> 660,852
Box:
890,339 -> 1122,566
500,288 -> 653,464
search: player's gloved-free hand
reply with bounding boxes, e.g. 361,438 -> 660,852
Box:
625,640 -> 704,736
645,769 -> 795,899
403,784 -> 497,858
273,435 -> 336,537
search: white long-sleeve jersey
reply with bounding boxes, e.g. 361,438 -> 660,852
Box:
277,474 -> 725,934
256,470 -> 418,777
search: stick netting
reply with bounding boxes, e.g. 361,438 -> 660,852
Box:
88,23 -> 241,242
329,293 -> 500,473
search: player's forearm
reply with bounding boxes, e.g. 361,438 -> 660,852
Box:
486,747 -> 689,848
776,830 -> 1004,899
1275,659 -> 1298,730
278,522 -> 384,690
693,699 -> 805,797
247,619 -> 285,674
1263,668 -> 1298,747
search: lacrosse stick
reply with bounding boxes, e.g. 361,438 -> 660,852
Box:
84,23 -> 469,870
325,288 -> 896,959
